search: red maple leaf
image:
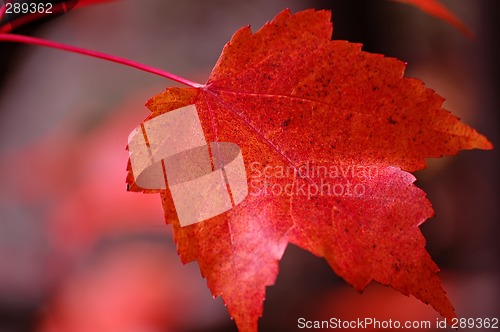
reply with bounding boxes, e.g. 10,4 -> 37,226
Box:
125,9 -> 492,331
391,0 -> 473,36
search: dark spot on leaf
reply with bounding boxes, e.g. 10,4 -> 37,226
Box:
281,118 -> 291,127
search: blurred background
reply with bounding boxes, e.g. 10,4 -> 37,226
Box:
0,0 -> 498,331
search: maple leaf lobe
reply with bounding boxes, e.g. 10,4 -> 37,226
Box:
206,9 -> 491,172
